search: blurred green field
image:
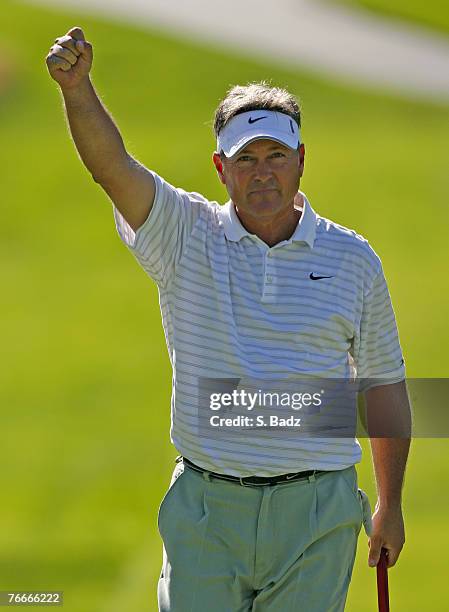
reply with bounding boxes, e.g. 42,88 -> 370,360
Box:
1,0 -> 449,610
331,0 -> 449,35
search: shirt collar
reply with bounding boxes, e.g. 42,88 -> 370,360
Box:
218,192 -> 317,248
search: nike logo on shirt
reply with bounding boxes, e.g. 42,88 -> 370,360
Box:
309,273 -> 334,280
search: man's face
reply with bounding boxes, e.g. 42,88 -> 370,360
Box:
213,139 -> 305,220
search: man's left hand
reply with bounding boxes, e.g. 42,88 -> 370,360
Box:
368,502 -> 405,568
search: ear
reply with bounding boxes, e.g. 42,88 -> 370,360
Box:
298,143 -> 305,178
213,152 -> 226,185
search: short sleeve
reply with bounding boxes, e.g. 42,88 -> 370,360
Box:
113,171 -> 206,288
353,266 -> 406,391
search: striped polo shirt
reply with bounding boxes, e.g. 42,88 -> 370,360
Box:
113,172 -> 405,477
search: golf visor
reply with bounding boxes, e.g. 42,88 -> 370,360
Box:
217,110 -> 301,158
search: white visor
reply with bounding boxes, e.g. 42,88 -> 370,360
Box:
217,110 -> 300,158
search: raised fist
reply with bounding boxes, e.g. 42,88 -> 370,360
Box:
46,27 -> 93,89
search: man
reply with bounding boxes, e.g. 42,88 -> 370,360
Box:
46,27 -> 411,611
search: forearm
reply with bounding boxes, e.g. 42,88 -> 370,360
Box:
61,76 -> 127,181
366,381 -> 412,507
369,437 -> 410,507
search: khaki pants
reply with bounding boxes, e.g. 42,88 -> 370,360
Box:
157,459 -> 372,611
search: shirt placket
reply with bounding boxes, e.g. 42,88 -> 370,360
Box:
261,247 -> 277,303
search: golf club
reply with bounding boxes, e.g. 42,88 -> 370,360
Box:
377,547 -> 390,612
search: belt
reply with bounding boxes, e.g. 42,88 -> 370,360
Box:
178,456 -> 326,487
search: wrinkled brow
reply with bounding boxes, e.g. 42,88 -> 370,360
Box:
240,143 -> 289,154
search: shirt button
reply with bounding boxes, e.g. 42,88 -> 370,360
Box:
266,275 -> 273,284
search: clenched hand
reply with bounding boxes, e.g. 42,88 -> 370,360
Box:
46,26 -> 93,90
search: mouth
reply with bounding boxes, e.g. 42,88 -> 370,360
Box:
249,188 -> 278,195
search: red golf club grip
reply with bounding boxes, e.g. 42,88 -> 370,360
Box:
377,548 -> 390,612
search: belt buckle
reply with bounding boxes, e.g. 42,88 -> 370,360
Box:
239,476 -> 257,487
240,476 -> 272,487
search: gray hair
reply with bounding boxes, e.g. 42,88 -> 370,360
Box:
213,81 -> 301,137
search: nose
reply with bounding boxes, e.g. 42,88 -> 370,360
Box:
254,159 -> 273,182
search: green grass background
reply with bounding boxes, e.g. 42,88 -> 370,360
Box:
330,0 -> 449,35
1,0 -> 448,610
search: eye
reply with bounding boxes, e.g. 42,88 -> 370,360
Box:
270,151 -> 286,158
237,155 -> 252,162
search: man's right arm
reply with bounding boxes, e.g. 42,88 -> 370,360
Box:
46,27 -> 155,232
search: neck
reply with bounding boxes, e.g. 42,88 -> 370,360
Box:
234,194 -> 304,247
